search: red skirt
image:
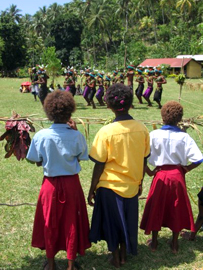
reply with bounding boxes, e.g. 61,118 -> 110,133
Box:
32,175 -> 91,260
140,165 -> 195,234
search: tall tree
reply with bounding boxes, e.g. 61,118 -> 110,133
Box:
0,37 -> 5,67
176,0 -> 195,14
32,12 -> 47,38
86,0 -> 109,61
25,32 -> 44,66
7,4 -> 22,23
115,0 -> 132,67
0,14 -> 26,74
49,13 -> 83,65
47,3 -> 63,21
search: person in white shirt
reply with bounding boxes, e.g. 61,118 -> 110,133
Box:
140,100 -> 203,254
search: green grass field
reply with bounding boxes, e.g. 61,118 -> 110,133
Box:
0,77 -> 203,270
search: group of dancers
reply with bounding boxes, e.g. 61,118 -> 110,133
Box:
63,65 -> 167,109
29,64 -> 167,109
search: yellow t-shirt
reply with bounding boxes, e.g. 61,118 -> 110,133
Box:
89,118 -> 150,198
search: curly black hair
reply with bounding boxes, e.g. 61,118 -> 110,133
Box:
161,101 -> 183,125
44,90 -> 76,123
105,83 -> 133,112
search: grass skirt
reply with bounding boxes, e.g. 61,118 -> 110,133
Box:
88,88 -> 96,101
143,86 -> 153,99
140,165 -> 195,234
153,87 -> 162,102
38,86 -> 48,102
83,86 -> 90,99
32,175 -> 91,259
96,86 -> 104,99
135,84 -> 144,98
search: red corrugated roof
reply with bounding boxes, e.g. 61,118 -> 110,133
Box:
139,58 -> 192,68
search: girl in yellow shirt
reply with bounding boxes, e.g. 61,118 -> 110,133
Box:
88,83 -> 150,268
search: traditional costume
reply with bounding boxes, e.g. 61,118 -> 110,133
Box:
38,67 -> 49,105
96,72 -> 105,106
142,69 -> 154,106
64,70 -> 76,96
87,72 -> 97,109
153,69 -> 166,108
112,70 -> 119,84
31,67 -> 39,101
103,75 -> 111,102
117,73 -> 125,84
126,65 -> 135,90
82,70 -> 91,106
135,68 -> 145,104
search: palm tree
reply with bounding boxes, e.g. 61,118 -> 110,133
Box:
129,0 -> 144,24
133,0 -> 158,43
7,4 -> 22,23
32,12 -> 47,38
65,0 -> 84,16
20,14 -> 32,31
176,0 -> 195,14
85,0 -> 110,64
39,6 -> 47,18
26,32 -> 44,66
115,0 -> 132,67
47,3 -> 63,21
80,0 -> 93,20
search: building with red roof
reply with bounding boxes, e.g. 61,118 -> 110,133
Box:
138,58 -> 202,78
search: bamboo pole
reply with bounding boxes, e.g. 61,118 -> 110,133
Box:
179,57 -> 184,103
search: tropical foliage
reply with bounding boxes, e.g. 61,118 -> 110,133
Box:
0,0 -> 203,75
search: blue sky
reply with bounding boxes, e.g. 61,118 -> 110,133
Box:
1,0 -> 72,15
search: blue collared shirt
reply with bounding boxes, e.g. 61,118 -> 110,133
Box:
26,123 -> 88,176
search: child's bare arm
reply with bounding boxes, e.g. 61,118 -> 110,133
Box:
145,165 -> 154,176
88,163 -> 105,206
182,163 -> 201,173
138,158 -> 148,196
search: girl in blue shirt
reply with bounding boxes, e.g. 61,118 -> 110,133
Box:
27,90 -> 90,270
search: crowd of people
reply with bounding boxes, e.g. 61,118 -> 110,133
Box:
27,64 -> 167,109
26,83 -> 203,270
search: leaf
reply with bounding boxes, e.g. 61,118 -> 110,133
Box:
0,130 -> 11,141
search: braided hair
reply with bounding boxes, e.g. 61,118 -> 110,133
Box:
105,83 -> 133,112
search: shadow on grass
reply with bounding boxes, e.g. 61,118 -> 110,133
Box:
17,236 -> 202,270
19,253 -> 112,270
74,103 -> 89,110
132,106 -> 149,110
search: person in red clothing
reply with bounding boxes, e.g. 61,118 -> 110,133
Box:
26,91 -> 91,270
140,101 -> 203,253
